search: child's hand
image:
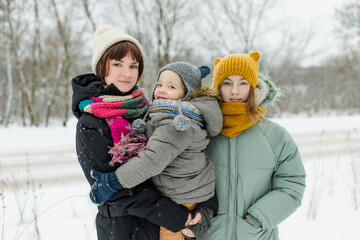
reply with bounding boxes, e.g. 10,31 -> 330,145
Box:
89,169 -> 123,205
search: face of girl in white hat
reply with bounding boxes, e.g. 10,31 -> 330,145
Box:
104,54 -> 139,93
220,75 -> 250,103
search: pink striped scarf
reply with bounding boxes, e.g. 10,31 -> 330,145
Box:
83,89 -> 150,144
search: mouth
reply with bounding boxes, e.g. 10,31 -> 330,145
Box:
118,80 -> 132,84
229,98 -> 242,102
156,96 -> 166,99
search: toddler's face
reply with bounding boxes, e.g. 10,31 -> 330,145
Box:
220,75 -> 250,103
154,70 -> 186,100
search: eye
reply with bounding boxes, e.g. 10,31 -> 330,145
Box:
240,81 -> 248,86
130,65 -> 138,69
113,63 -> 121,67
156,83 -> 162,88
169,85 -> 176,89
222,81 -> 231,86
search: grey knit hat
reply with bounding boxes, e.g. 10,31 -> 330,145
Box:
133,62 -> 210,133
152,62 -> 211,100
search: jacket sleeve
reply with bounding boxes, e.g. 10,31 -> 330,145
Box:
190,96 -> 223,137
196,192 -> 219,216
115,118 -> 194,188
246,128 -> 306,229
77,114 -> 190,229
76,114 -> 116,185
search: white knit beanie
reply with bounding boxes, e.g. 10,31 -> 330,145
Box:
91,25 -> 144,74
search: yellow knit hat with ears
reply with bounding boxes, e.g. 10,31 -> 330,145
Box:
213,51 -> 261,90
91,25 -> 144,73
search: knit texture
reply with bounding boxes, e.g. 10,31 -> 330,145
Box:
150,99 -> 204,130
109,126 -> 148,166
153,62 -> 211,100
187,207 -> 214,239
89,169 -> 123,205
213,51 -> 260,90
92,25 -> 143,73
220,102 -> 266,138
107,96 -> 206,166
81,89 -> 150,144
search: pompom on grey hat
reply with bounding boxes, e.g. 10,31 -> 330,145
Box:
91,25 -> 143,74
152,62 -> 211,100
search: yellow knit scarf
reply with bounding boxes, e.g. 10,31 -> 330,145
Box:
220,102 -> 267,138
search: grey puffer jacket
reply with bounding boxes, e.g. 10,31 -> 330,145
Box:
115,86 -> 223,204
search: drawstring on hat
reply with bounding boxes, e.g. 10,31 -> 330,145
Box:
131,108 -> 150,133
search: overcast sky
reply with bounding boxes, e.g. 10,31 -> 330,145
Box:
282,0 -> 345,66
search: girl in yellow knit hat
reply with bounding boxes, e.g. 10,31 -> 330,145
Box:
182,52 -> 306,240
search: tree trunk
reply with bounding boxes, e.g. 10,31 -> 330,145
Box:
50,0 -> 72,127
4,44 -> 14,127
81,0 -> 96,31
6,0 -> 38,126
45,61 -> 63,127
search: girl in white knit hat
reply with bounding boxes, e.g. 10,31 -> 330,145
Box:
72,25 -> 194,240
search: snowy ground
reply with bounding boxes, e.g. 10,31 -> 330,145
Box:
1,115 -> 359,240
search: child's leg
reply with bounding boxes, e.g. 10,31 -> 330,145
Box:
159,203 -> 197,240
108,180 -> 189,232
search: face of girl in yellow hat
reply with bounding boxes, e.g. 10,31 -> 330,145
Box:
220,75 -> 250,103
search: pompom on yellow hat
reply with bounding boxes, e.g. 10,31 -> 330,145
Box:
213,51 -> 260,90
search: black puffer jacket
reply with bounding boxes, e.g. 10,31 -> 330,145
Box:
71,73 -> 189,232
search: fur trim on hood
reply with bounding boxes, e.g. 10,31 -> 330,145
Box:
258,72 -> 282,107
185,85 -> 221,102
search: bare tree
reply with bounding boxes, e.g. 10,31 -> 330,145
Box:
80,0 -> 96,31
50,0 -> 79,126
4,0 -> 39,126
331,0 -> 360,110
29,0 -> 42,108
200,0 -> 279,54
4,44 -> 13,126
112,0 -> 194,96
335,0 -> 360,55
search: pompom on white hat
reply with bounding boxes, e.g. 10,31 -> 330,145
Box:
91,25 -> 143,74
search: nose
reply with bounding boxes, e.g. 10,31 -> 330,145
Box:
121,67 -> 131,77
230,85 -> 240,95
158,86 -> 166,93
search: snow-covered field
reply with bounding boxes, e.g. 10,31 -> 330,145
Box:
1,115 -> 359,240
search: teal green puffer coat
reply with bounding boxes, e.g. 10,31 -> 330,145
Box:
201,74 -> 306,240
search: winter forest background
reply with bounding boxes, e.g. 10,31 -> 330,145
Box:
1,0 -> 360,127
1,1 -> 360,240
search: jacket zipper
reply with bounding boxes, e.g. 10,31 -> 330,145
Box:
230,137 -> 237,239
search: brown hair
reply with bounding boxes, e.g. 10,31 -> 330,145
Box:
246,87 -> 262,122
95,41 -> 144,85
218,83 -> 262,122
